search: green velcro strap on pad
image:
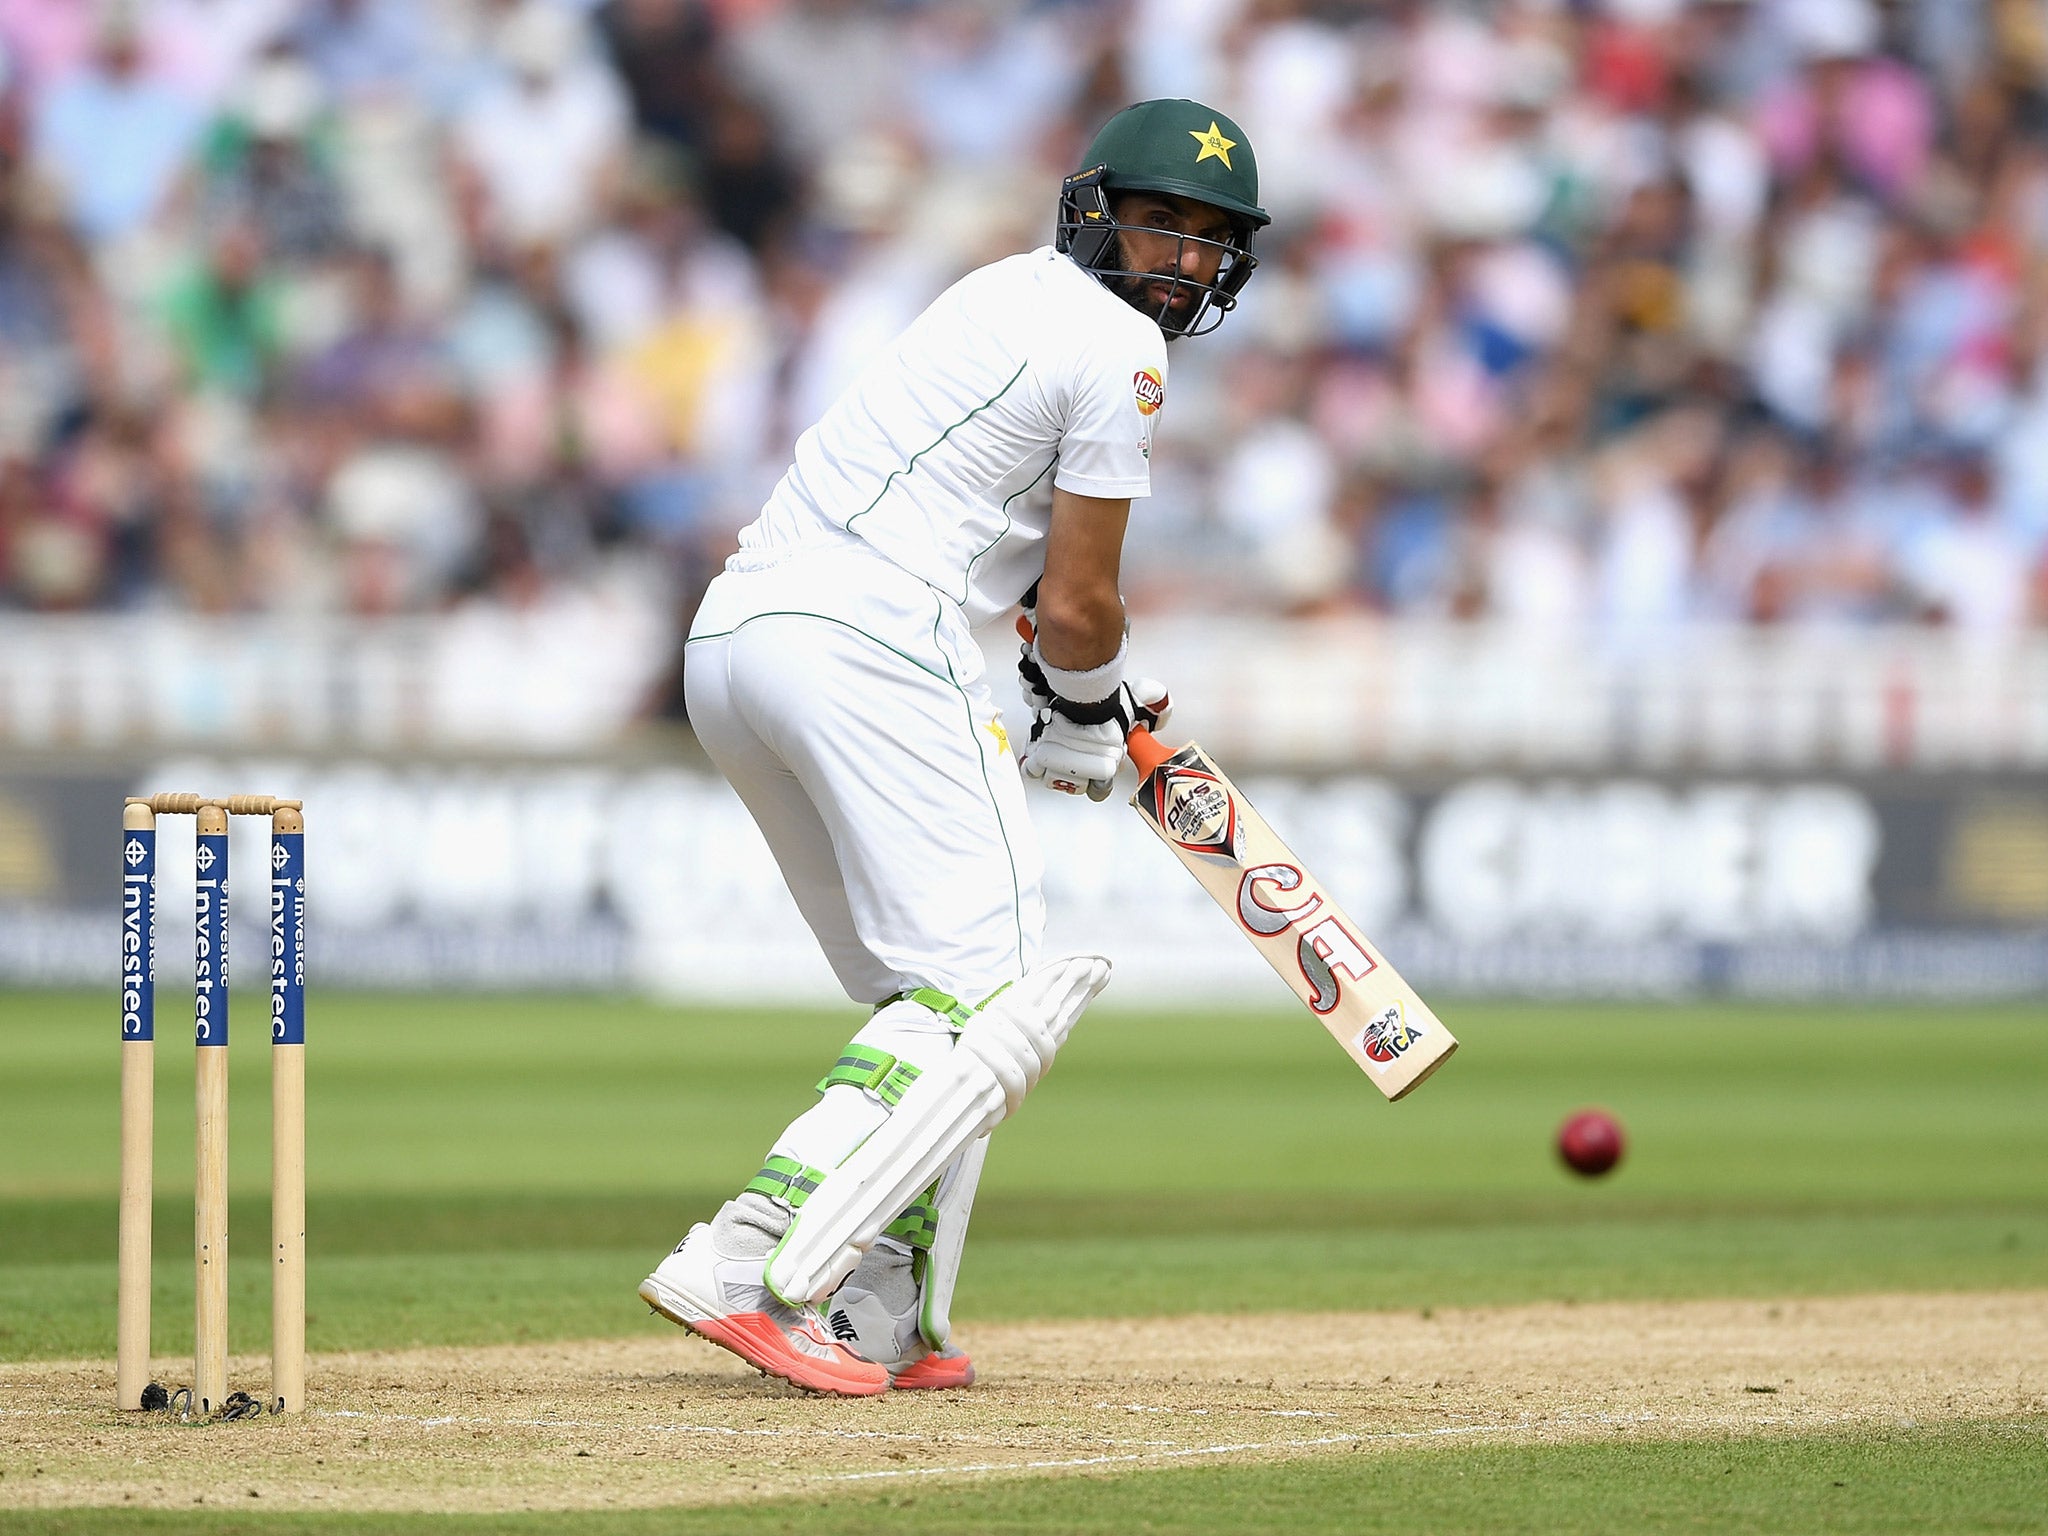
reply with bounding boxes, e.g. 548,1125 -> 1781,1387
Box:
817,1045 -> 894,1095
745,1155 -> 826,1210
883,1179 -> 941,1251
877,1061 -> 920,1106
872,985 -> 1010,1030
909,987 -> 975,1028
817,1045 -> 923,1105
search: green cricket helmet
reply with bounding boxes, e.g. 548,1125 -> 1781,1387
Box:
1058,98 -> 1270,338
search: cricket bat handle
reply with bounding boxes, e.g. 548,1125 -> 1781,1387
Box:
1125,726 -> 1173,776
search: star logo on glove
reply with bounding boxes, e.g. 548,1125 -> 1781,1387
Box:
985,716 -> 1011,756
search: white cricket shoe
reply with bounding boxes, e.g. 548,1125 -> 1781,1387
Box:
639,1224 -> 889,1397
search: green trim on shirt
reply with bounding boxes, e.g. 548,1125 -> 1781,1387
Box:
960,453 -> 1058,606
843,361 -> 1031,538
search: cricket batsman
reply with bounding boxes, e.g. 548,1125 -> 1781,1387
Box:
640,100 -> 1269,1395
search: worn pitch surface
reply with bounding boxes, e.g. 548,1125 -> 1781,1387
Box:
3,1292 -> 2043,1514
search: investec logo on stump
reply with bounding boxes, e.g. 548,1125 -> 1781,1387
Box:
270,837 -> 306,1046
194,848 -> 224,1039
122,838 -> 152,1039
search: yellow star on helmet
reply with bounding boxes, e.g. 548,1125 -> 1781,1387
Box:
1189,122 -> 1237,170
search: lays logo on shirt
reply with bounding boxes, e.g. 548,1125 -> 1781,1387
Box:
1132,368 -> 1164,417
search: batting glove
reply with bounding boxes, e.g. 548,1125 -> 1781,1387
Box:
1020,680 -> 1171,801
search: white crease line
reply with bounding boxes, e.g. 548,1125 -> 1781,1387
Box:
1097,1417 -> 1335,1425
317,1409 -> 936,1444
821,1421 -> 1531,1484
314,1409 -> 1177,1451
345,1412 -> 1215,1454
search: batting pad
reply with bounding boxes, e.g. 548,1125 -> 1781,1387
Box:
918,1133 -> 989,1350
766,955 -> 1111,1307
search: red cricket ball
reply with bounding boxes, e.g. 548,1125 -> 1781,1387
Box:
1557,1109 -> 1625,1177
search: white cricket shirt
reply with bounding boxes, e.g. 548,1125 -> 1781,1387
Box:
735,247 -> 1169,628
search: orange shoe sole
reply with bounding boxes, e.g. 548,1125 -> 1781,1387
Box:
639,1280 -> 888,1397
891,1350 -> 976,1390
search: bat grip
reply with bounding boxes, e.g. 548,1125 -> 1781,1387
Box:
1126,726 -> 1172,776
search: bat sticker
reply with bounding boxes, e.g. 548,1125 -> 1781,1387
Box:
1296,915 -> 1376,1013
1355,1002 -> 1427,1069
1236,863 -> 1321,935
1148,763 -> 1243,863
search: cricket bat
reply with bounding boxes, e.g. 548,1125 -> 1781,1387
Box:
1125,726 -> 1458,1100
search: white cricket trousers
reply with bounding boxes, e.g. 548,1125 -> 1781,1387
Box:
683,538 -> 1046,1007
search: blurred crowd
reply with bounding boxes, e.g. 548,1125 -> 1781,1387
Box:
4,0 -> 2048,654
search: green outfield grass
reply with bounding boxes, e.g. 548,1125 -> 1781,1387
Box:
2,992 -> 2046,1360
